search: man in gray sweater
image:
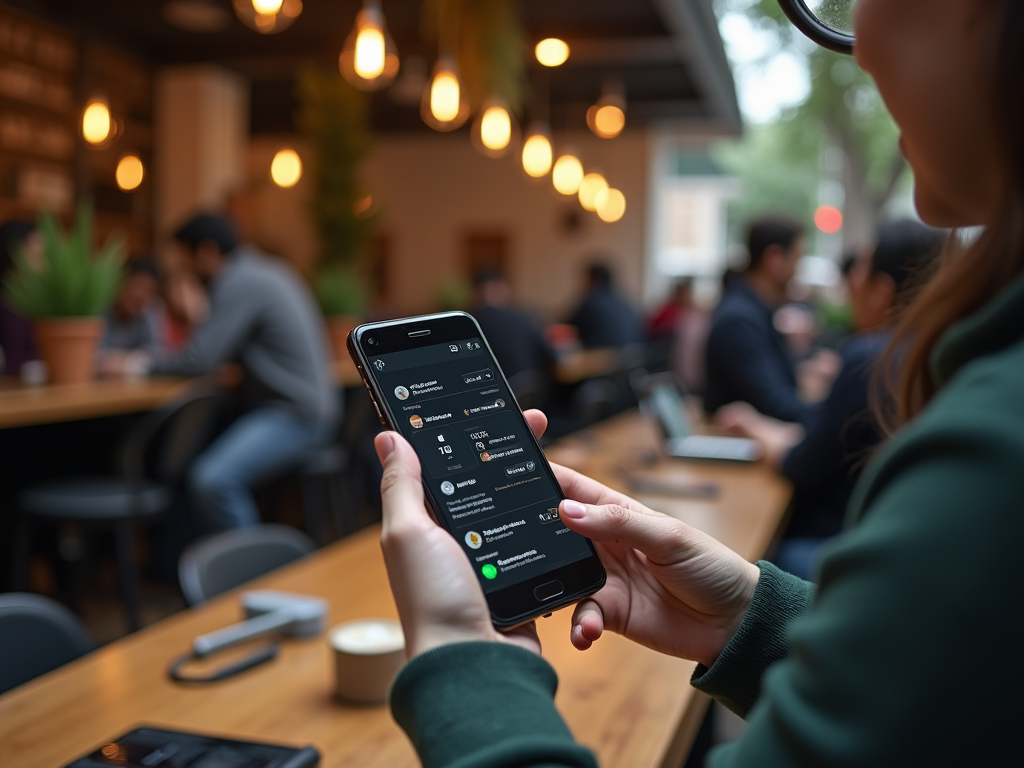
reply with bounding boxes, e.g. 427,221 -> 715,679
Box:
152,213 -> 338,529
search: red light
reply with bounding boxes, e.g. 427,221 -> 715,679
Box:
815,206 -> 843,234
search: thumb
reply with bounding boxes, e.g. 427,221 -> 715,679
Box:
559,499 -> 693,565
375,432 -> 431,532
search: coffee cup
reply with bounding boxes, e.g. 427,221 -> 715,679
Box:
329,619 -> 405,705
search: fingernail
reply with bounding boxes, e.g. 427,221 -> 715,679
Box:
376,432 -> 396,462
561,499 -> 587,519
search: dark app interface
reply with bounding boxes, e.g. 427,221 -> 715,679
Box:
370,337 -> 592,592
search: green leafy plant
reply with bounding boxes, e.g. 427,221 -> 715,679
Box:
315,266 -> 368,317
3,206 -> 124,318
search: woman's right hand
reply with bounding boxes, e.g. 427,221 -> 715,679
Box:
553,465 -> 760,668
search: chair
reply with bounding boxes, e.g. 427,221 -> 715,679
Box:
0,592 -> 93,695
178,523 -> 316,606
14,385 -> 222,632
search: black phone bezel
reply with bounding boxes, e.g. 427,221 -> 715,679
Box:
348,311 -> 606,628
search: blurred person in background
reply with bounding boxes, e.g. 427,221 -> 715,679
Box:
566,262 -> 642,349
471,269 -> 555,381
109,213 -> 337,529
704,216 -> 819,424
718,220 -> 945,579
100,260 -> 165,356
0,221 -> 40,376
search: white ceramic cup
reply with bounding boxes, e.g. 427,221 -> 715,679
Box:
329,619 -> 405,705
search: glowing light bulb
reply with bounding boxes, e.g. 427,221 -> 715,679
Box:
354,17 -> 386,79
252,0 -> 283,12
595,105 -> 625,137
115,155 -> 144,191
595,188 -> 626,223
522,133 -> 553,177
552,154 -> 584,195
480,106 -> 512,151
578,172 -> 608,211
535,38 -> 569,67
430,69 -> 461,123
82,101 -> 111,145
270,148 -> 302,187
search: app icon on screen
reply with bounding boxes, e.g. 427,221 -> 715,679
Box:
465,531 -> 483,549
409,414 -> 424,429
394,386 -> 410,400
441,481 -> 455,496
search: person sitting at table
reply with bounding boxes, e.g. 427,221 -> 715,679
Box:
716,219 -> 945,580
703,216 -> 819,424
0,220 -> 41,376
471,269 -> 555,381
122,213 -> 337,530
100,260 -> 166,356
367,0 -> 1024,765
566,262 -> 642,349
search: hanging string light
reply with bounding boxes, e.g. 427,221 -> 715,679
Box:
81,98 -> 121,148
233,0 -> 302,34
270,148 -> 302,187
578,172 -> 608,211
115,155 -> 144,191
521,125 -> 553,177
340,0 -> 400,91
595,187 -> 626,222
552,150 -> 584,195
472,98 -> 519,158
587,79 -> 627,139
422,57 -> 469,131
535,38 -> 569,67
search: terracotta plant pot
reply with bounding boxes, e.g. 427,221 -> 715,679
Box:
326,315 -> 359,361
33,317 -> 104,385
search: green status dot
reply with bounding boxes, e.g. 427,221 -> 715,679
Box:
481,564 -> 498,580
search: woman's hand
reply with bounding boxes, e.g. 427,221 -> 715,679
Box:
716,402 -> 803,470
554,466 -> 760,668
376,415 -> 551,659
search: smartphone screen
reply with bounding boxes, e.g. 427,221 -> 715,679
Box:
350,313 -> 605,626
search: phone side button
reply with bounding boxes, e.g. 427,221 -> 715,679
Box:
533,580 -> 564,602
371,400 -> 386,425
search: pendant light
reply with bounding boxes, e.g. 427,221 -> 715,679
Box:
421,56 -> 469,131
472,98 -> 519,158
578,172 -> 608,211
232,0 -> 302,34
595,187 -> 626,222
340,0 -> 400,91
587,79 -> 627,139
535,38 -> 569,67
115,155 -> 144,191
270,149 -> 302,188
521,125 -> 553,177
81,97 -> 120,148
552,149 -> 584,195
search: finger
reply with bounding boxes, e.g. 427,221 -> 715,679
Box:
523,409 -> 548,441
570,599 -> 605,651
559,499 -> 694,566
375,432 -> 432,533
551,463 -> 638,509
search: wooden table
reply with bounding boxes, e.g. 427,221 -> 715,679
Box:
554,348 -> 621,384
0,361 -> 365,431
0,411 -> 791,768
0,377 -> 194,429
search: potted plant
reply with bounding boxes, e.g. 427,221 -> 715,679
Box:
315,265 -> 368,360
2,206 -> 123,384
297,66 -> 377,358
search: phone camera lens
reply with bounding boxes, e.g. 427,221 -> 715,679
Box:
366,337 -> 377,346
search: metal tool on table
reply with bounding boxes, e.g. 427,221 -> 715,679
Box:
169,590 -> 328,683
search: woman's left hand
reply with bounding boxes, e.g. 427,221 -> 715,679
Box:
375,417 -> 546,659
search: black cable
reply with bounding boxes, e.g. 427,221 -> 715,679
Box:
168,640 -> 280,684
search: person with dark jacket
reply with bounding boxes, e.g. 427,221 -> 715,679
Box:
0,221 -> 41,375
566,263 -> 642,349
362,1 -> 1024,766
109,214 -> 338,529
717,220 -> 945,579
704,216 -> 815,424
471,270 -> 555,380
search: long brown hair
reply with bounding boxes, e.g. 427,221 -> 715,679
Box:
883,0 -> 1024,427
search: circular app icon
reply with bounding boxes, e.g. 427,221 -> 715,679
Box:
409,414 -> 423,429
496,398 -> 505,408
475,441 -> 485,451
440,481 -> 455,496
394,385 -> 410,400
480,451 -> 492,462
464,530 -> 483,549
481,563 -> 498,580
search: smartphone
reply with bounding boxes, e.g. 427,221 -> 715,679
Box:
349,312 -> 606,628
